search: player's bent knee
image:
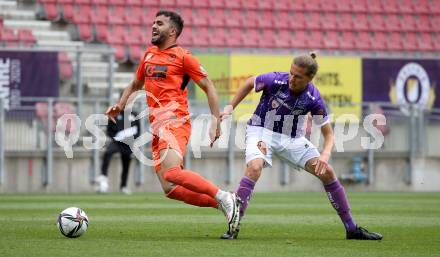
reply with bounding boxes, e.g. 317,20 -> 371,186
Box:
246,160 -> 263,180
318,166 -> 337,183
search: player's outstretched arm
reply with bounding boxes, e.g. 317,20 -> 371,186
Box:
221,76 -> 255,120
195,77 -> 221,146
105,78 -> 144,123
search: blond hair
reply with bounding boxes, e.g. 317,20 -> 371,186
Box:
293,52 -> 318,76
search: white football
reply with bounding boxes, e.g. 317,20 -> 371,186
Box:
57,207 -> 89,238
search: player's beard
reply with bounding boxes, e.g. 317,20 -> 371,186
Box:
151,32 -> 167,45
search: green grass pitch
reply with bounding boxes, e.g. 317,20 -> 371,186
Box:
0,192 -> 439,257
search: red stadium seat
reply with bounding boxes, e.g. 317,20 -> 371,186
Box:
321,13 -> 337,30
75,0 -> 91,5
178,8 -> 193,26
402,32 -> 418,51
77,24 -> 93,41
106,26 -> 125,45
72,8 -> 90,24
175,0 -> 192,7
223,9 -> 243,28
307,30 -> 324,50
95,24 -> 108,42
126,0 -> 142,7
366,0 -> 383,13
383,14 -> 400,32
303,0 -> 321,12
351,0 -> 367,13
159,0 -> 175,7
352,13 -> 368,31
113,44 -> 127,63
336,13 -> 353,31
289,12 -> 305,29
323,31 -> 339,50
125,8 -> 143,26
242,10 -> 258,28
43,3 -> 59,21
321,0 -> 337,12
178,27 -> 193,47
412,0 -> 429,14
107,11 -> 125,26
192,8 -> 209,27
397,0 -> 414,14
257,0 -> 273,11
17,29 -> 37,46
224,28 -> 243,47
191,0 -> 208,8
256,11 -> 274,29
109,0 -> 125,6
192,27 -> 210,47
290,30 -> 307,49
0,28 -> 18,47
415,15 -> 432,32
143,0 -> 159,7
60,4 -> 74,22
273,30 -> 291,48
370,32 -> 387,51
142,7 -> 159,25
273,0 -> 292,11
208,0 -> 224,8
355,32 -> 371,50
128,45 -> 143,63
224,0 -> 241,9
90,0 -> 108,6
89,8 -> 107,25
240,0 -> 259,11
381,0 -> 398,14
400,15 -> 416,32
417,33 -> 434,51
335,0 -> 352,12
339,31 -> 355,50
258,29 -> 275,48
209,28 -> 226,47
386,32 -> 403,51
241,29 -> 259,48
208,9 -> 226,27
432,34 -> 440,50
429,16 -> 440,32
304,12 -> 321,30
124,31 -> 142,47
273,11 -> 290,30
368,14 -> 386,31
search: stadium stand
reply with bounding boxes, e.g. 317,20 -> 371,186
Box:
31,0 -> 439,65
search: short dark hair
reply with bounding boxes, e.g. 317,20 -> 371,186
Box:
156,10 -> 184,38
293,52 -> 318,76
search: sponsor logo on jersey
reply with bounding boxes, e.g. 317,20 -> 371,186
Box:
145,65 -> 168,79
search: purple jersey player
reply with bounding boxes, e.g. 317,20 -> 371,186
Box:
220,53 -> 383,241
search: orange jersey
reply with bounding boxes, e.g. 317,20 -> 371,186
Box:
136,45 -> 207,124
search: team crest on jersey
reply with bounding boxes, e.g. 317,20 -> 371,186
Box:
271,100 -> 280,109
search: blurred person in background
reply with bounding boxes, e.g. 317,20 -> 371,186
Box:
97,93 -> 140,195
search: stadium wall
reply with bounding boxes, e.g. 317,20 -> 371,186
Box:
2,121 -> 440,193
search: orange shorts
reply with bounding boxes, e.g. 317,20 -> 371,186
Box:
151,122 -> 191,172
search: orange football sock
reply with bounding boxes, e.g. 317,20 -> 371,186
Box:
163,167 -> 219,198
166,185 -> 218,208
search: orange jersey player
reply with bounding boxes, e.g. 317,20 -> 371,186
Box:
105,10 -> 240,236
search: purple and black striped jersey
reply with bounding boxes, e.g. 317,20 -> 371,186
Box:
248,72 -> 329,138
